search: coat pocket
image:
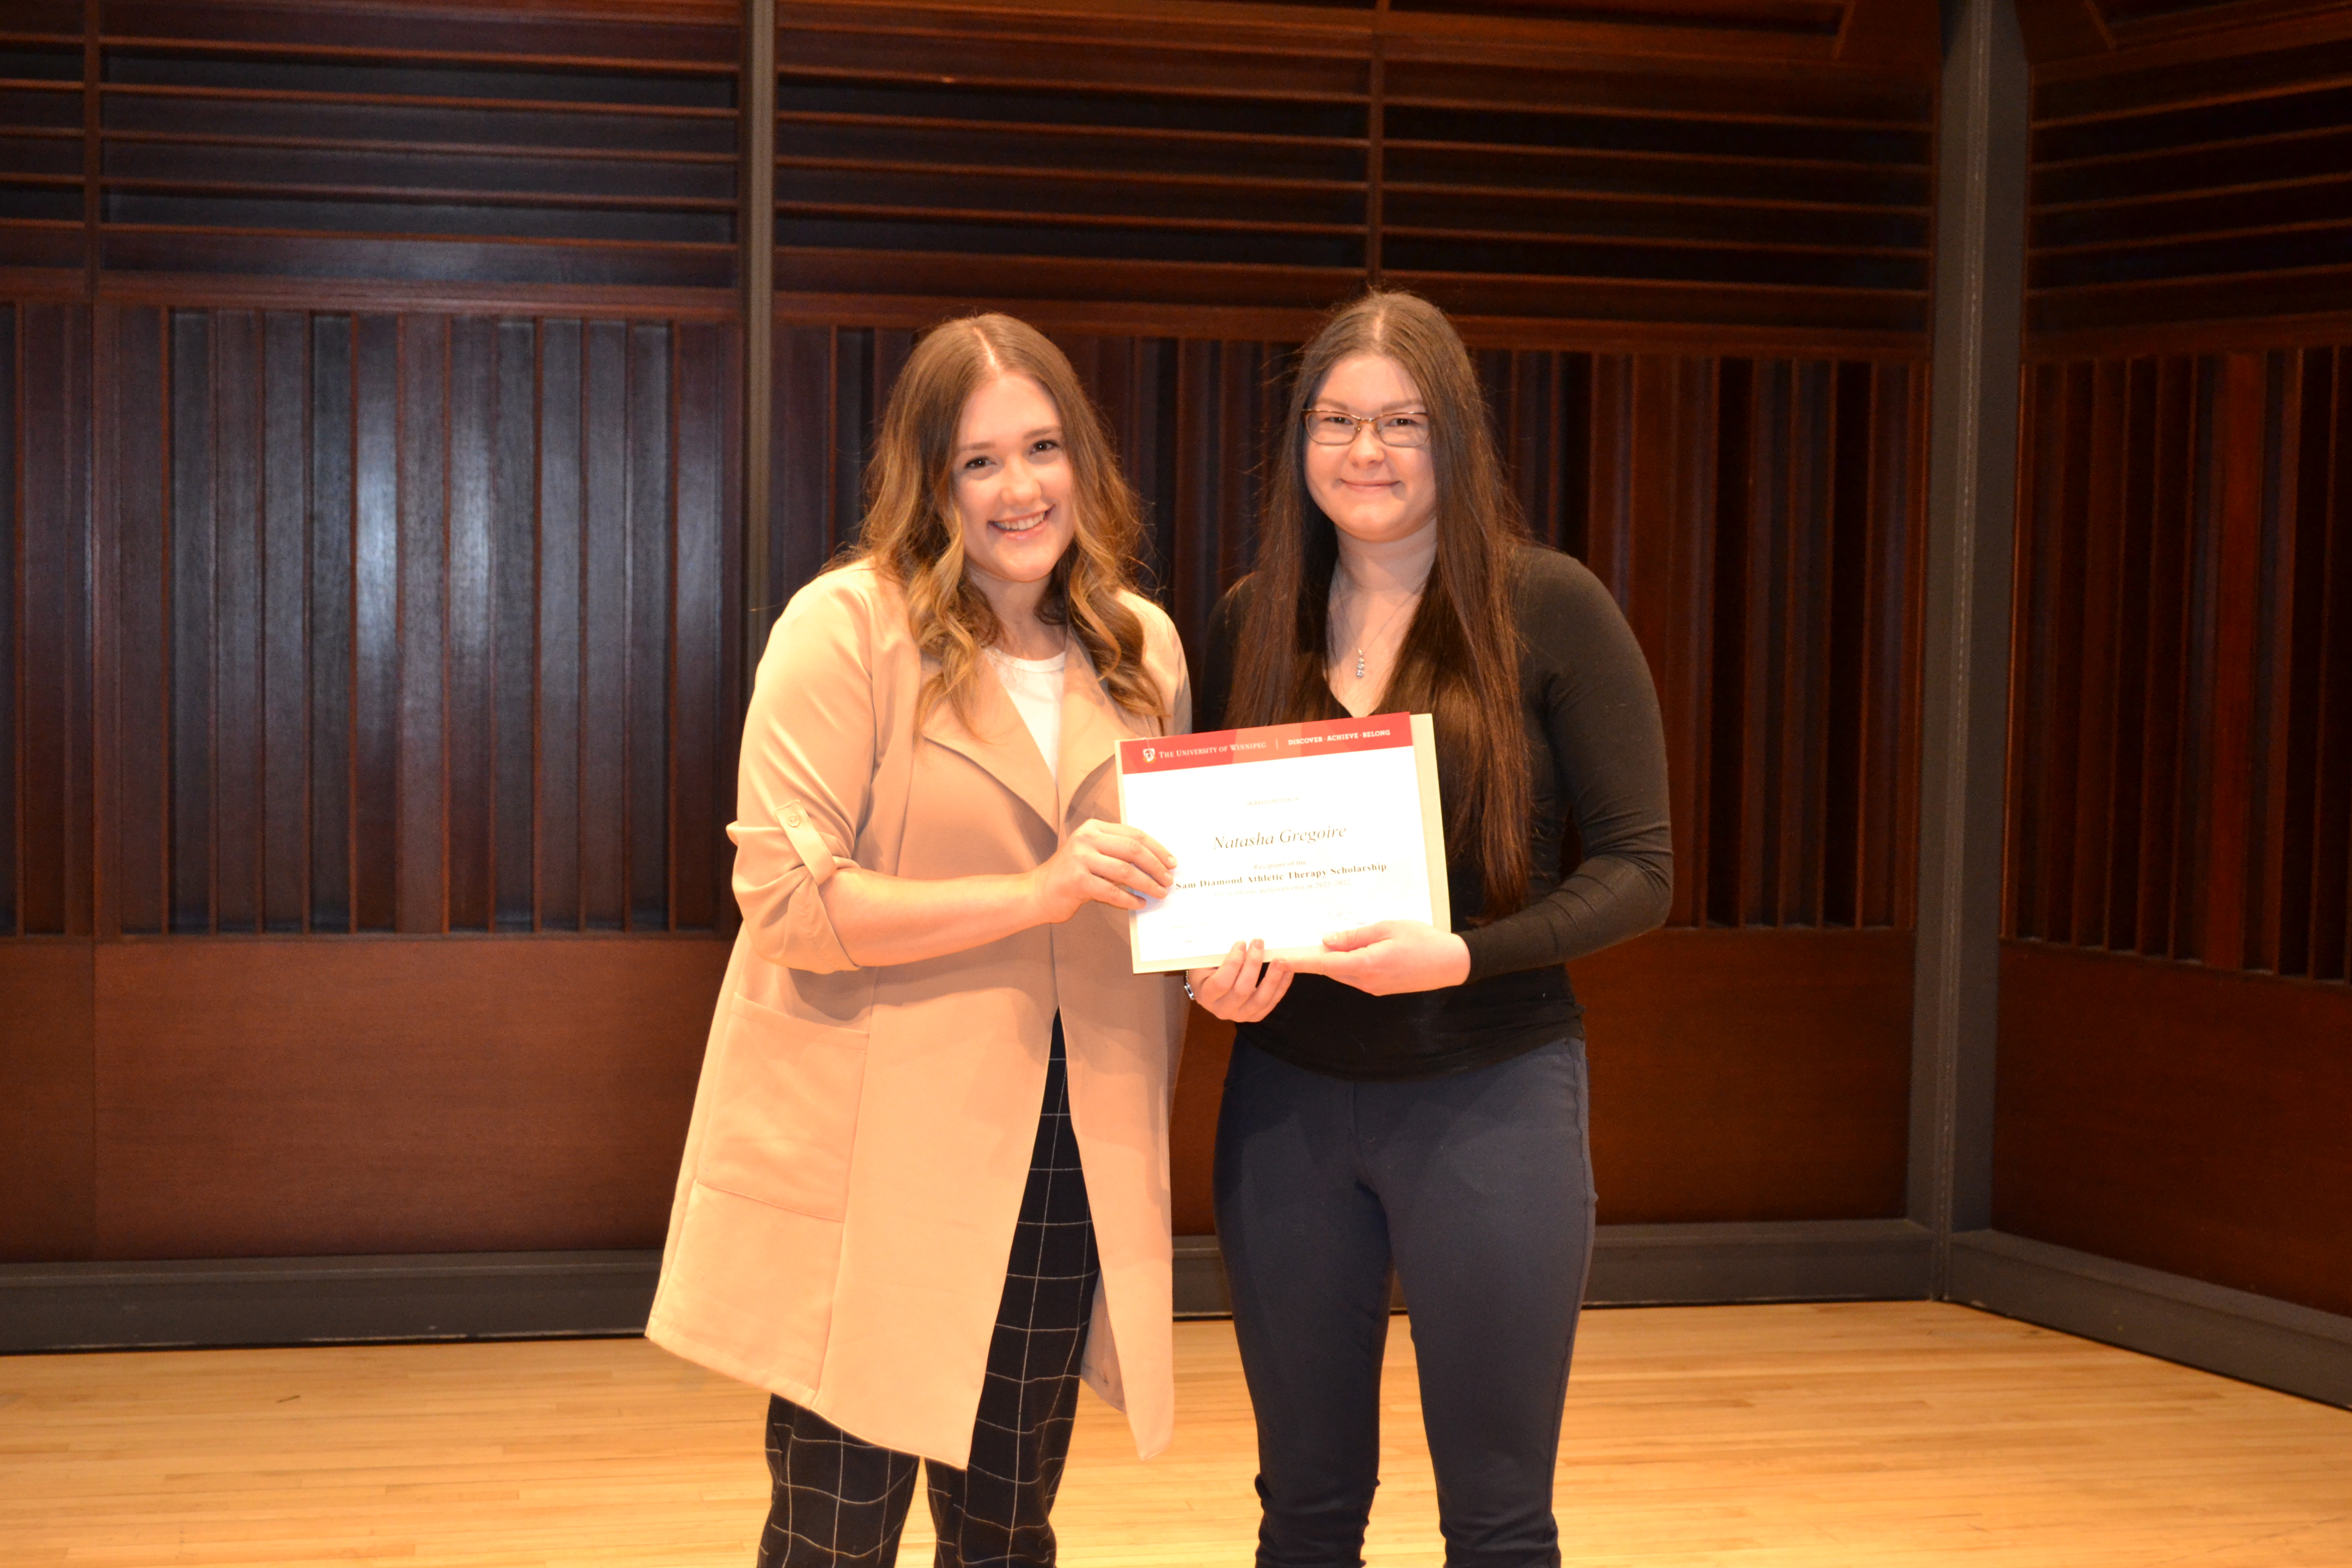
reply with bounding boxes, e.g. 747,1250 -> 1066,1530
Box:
694,991 -> 869,1221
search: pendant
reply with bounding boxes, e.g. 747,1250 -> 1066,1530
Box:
1354,649 -> 1366,679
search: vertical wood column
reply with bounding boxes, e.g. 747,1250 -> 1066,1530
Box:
1913,0 -> 2027,1288
742,0 -> 776,694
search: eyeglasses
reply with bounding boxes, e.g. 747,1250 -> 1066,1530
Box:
1302,407 -> 1431,449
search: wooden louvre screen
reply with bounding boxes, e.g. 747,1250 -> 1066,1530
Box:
2008,346 -> 2352,983
91,0 -> 742,298
0,2 -> 86,282
2031,18 -> 2352,339
773,2 -> 1374,311
1377,44 -> 1930,335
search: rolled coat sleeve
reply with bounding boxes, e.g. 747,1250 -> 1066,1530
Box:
730,576 -> 877,973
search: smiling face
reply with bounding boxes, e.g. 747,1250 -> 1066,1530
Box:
1302,352 -> 1439,550
951,371 -> 1078,613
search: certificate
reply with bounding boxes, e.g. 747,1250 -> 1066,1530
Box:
1115,713 -> 1450,974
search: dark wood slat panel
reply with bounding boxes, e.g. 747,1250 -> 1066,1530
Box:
2007,338 -> 2352,982
626,321 -> 671,931
535,317 -> 584,931
16,303 -> 93,936
210,309 -> 263,933
108,305 -> 169,935
2200,352 -> 2264,967
489,316 -> 536,931
446,314 -> 496,932
2309,352 -> 2352,980
2036,28 -> 2352,125
101,96 -> 736,157
100,230 -> 736,290
670,321 -> 727,936
308,311 -> 354,932
577,317 -> 629,931
1996,941 -> 2352,1319
2028,11 -> 2352,337
167,308 -> 214,932
260,309 -> 308,930
393,313 -> 447,933
0,941 -> 95,1261
351,312 -> 399,930
88,935 -> 727,1259
104,1 -> 739,67
0,306 -> 15,932
103,142 -> 739,205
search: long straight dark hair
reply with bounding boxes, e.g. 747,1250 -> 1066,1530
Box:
1228,289 -> 1533,920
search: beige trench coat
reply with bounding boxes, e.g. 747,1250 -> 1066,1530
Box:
647,561 -> 1191,1467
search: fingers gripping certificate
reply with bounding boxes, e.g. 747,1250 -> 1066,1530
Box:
1115,713 -> 1451,974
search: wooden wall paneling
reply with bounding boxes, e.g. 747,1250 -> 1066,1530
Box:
354,311 -> 400,930
87,935 -> 729,1259
489,316 -> 537,930
260,310 -> 307,929
1379,42 -> 1932,338
2198,350 -> 2263,968
213,310 -> 264,934
1995,941 -> 2352,1318
446,315 -> 497,933
395,312 -> 448,933
579,318 -> 632,930
165,307 -> 211,930
2007,337 -> 2352,981
669,318 -> 734,937
0,4 -> 86,283
535,316 -> 583,930
1,303 -> 16,934
627,321 -> 673,932
92,0 -> 741,298
1580,926 -> 1915,1223
0,941 -> 95,1261
308,312 -> 355,933
1861,360 -> 1926,927
2306,351 -> 2351,981
2028,8 -> 2352,340
773,4 -> 1369,314
13,301 -> 93,937
97,306 -> 736,940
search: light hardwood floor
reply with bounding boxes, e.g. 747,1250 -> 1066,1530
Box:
4,1303 -> 2348,1566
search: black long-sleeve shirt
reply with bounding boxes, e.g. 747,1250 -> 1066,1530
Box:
1197,544 -> 1674,1080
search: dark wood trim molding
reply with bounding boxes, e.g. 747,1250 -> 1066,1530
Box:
1951,1230 -> 2352,1411
1911,0 -> 2025,1292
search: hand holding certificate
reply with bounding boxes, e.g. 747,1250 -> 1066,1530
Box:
1115,713 -> 1450,974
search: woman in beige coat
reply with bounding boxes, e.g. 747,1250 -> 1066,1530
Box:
647,314 -> 1190,1568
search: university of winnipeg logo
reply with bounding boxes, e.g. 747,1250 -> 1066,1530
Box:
1142,746 -> 1156,763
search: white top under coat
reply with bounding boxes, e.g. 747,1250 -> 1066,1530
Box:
985,644 -> 1068,787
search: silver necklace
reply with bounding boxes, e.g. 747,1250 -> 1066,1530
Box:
1341,587 -> 1421,681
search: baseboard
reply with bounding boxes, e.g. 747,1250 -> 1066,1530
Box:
0,1251 -> 662,1353
1948,1229 -> 2352,1410
1174,1218 -> 1935,1318
4,1220 -> 1936,1351
1587,1218 -> 1934,1305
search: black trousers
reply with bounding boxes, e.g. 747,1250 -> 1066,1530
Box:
757,1023 -> 1099,1568
1214,1036 -> 1597,1568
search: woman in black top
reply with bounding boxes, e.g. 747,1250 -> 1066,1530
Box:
1187,290 -> 1672,1568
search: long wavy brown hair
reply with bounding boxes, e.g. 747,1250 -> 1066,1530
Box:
1227,289 -> 1532,920
852,313 -> 1164,725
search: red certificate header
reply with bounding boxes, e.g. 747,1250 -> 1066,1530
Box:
1119,713 -> 1414,775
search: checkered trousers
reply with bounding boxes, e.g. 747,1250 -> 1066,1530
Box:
757,1020 -> 1100,1568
